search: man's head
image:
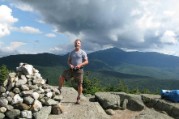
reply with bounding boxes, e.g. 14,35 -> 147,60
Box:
74,39 -> 81,50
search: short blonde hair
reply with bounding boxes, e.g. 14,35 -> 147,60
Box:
74,39 -> 81,43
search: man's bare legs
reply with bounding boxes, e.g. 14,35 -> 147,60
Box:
76,83 -> 83,104
58,76 -> 65,94
59,74 -> 83,104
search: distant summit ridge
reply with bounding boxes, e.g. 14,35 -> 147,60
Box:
1,47 -> 179,90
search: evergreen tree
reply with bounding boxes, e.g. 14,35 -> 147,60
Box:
83,73 -> 102,95
117,80 -> 128,93
105,84 -> 117,92
141,88 -> 151,94
130,87 -> 140,94
0,64 -> 9,85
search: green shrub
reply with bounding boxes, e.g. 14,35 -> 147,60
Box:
83,73 -> 102,95
0,65 -> 9,85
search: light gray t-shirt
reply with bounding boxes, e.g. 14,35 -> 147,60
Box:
69,49 -> 88,66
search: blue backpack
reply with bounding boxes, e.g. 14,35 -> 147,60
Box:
161,90 -> 179,102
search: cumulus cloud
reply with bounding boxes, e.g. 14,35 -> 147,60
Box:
10,2 -> 33,12
12,26 -> 42,34
46,33 -> 56,38
160,30 -> 177,44
15,0 -> 179,55
0,49 -> 19,57
0,41 -> 25,57
19,26 -> 41,34
8,41 -> 25,50
0,5 -> 18,38
2,41 -> 25,51
49,47 -> 65,55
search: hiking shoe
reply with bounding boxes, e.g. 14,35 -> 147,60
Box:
58,87 -> 62,95
75,96 -> 80,104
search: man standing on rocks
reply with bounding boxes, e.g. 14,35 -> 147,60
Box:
58,39 -> 88,104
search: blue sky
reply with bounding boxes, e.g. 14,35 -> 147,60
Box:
1,0 -> 179,57
0,0 -> 70,57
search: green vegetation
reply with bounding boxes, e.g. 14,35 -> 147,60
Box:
83,73 -> 104,95
0,65 -> 9,85
35,66 -> 66,85
82,71 -> 157,95
113,63 -> 179,80
34,66 -> 179,95
1,49 -> 179,95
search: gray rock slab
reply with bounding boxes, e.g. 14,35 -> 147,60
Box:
114,92 -> 145,111
135,108 -> 173,119
48,87 -> 110,119
33,106 -> 51,119
95,92 -> 120,109
142,94 -> 179,118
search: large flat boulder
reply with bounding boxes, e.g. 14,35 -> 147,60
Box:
95,92 -> 145,111
142,94 -> 179,118
95,92 -> 120,109
48,87 -> 110,119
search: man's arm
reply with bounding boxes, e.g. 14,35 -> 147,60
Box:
68,57 -> 74,69
76,58 -> 88,69
81,59 -> 89,67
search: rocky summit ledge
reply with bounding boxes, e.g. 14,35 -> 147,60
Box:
48,87 -> 110,119
0,63 -> 178,119
94,92 -> 177,119
49,88 -> 176,119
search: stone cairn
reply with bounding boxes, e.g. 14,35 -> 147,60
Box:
0,63 -> 63,119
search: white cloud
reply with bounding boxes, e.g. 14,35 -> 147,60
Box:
131,9 -> 142,16
0,5 -> 18,38
0,24 -> 10,37
0,41 -> 25,52
0,42 -> 4,46
50,47 -> 63,54
11,41 -> 26,49
45,33 -> 56,38
18,26 -> 41,34
49,46 -> 71,55
37,20 -> 45,24
5,41 -> 26,51
160,30 -> 177,44
0,41 -> 26,57
10,0 -> 179,56
0,5 -> 18,23
11,3 -> 33,12
136,15 -> 161,30
163,10 -> 175,17
151,44 -> 179,57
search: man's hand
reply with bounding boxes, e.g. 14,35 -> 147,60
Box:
75,64 -> 82,69
75,60 -> 88,69
69,64 -> 74,69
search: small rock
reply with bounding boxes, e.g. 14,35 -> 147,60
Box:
32,92 -> 39,100
12,94 -> 23,104
32,100 -> 42,112
0,113 -> 5,119
5,109 -> 21,119
51,103 -> 64,114
121,99 -> 128,110
0,107 -> 7,113
33,106 -> 51,119
106,109 -> 115,115
21,110 -> 32,118
0,86 -> 6,93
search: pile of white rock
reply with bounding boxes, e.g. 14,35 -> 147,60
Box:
0,63 -> 63,119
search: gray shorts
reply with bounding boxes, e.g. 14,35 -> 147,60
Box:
61,69 -> 84,84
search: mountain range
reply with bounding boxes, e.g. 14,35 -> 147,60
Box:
1,47 -> 179,91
